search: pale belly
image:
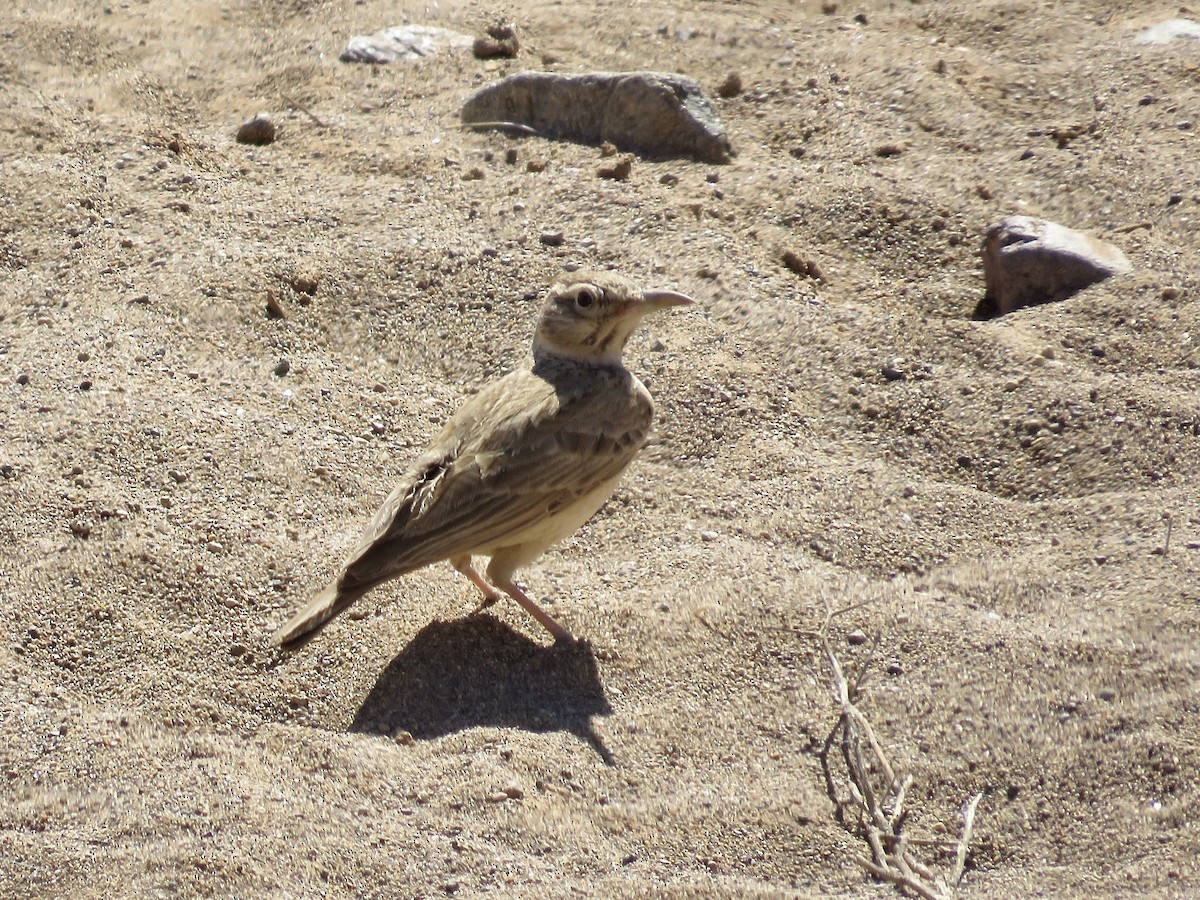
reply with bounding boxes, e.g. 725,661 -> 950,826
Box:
479,471 -> 627,572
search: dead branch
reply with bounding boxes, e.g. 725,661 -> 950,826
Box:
817,599 -> 983,899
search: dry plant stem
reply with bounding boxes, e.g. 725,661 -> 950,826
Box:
818,599 -> 981,900
953,793 -> 983,887
282,97 -> 328,128
462,120 -> 542,136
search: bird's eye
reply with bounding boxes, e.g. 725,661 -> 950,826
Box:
574,288 -> 597,310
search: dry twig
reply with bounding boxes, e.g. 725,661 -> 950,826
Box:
817,600 -> 983,899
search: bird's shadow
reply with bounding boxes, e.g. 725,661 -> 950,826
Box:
349,614 -> 615,764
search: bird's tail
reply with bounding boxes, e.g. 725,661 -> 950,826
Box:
272,580 -> 364,650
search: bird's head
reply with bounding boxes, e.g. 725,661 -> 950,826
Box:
532,271 -> 694,366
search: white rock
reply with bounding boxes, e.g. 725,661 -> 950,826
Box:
979,216 -> 1131,317
1133,19 -> 1200,45
341,25 -> 472,64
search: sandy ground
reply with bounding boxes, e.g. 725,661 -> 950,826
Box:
2,0 -> 1199,896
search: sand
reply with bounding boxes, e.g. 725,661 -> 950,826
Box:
2,0 -> 1198,896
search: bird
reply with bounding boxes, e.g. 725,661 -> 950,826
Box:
272,270 -> 694,650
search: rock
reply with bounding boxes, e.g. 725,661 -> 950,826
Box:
236,114 -> 276,146
473,22 -> 519,59
1133,19 -> 1200,45
264,293 -> 285,320
274,358 -> 291,377
716,72 -> 743,98
289,270 -> 319,296
977,216 -> 1131,318
340,25 -> 471,64
781,250 -> 823,282
461,71 -> 733,163
598,155 -> 633,181
881,358 -> 907,381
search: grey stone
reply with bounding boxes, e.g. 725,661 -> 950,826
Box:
1133,19 -> 1200,45
341,25 -> 471,64
461,71 -> 733,164
977,216 -> 1131,318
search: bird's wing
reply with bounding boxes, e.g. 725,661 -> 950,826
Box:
337,369 -> 649,592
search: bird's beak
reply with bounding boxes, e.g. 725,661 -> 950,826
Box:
639,288 -> 696,312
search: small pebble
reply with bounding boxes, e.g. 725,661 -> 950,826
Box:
598,156 -> 633,181
236,114 -> 276,146
393,729 -> 414,745
16,373 -> 30,385
274,358 -> 291,377
169,469 -> 188,483
881,358 -> 907,381
539,231 -> 565,247
847,629 -> 868,645
205,541 -> 224,553
486,791 -> 510,803
699,530 -> 719,542
781,251 -> 823,281
505,148 -> 518,165
502,785 -> 524,800
886,661 -> 903,676
290,270 -> 319,295
473,22 -> 519,59
265,293 -> 286,319
716,72 -> 743,98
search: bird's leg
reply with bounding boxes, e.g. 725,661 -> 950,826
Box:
490,574 -> 575,644
450,556 -> 504,611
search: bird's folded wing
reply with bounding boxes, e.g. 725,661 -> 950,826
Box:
339,381 -> 647,589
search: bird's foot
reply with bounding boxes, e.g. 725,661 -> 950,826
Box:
470,590 -> 503,616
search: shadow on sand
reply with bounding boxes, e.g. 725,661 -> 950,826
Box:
349,614 -> 614,764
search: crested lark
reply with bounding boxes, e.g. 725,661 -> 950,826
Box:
273,271 -> 694,649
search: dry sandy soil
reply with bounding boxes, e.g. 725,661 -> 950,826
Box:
2,0 -> 1199,896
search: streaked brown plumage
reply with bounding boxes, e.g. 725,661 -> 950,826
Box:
272,271 -> 694,649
